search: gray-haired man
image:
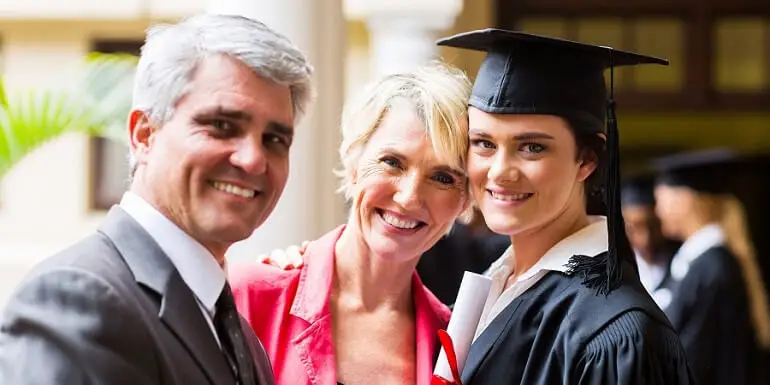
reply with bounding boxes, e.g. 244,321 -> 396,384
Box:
0,13 -> 314,385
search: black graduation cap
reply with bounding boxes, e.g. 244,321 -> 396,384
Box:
437,28 -> 669,294
621,174 -> 656,207
653,148 -> 738,195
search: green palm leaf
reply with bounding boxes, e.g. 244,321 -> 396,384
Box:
0,52 -> 137,179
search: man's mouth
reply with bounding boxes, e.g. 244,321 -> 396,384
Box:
211,181 -> 258,199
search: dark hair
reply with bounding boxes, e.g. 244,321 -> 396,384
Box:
566,116 -> 607,216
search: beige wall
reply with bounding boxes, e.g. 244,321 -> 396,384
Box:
0,0 -> 204,20
0,20 -> 153,304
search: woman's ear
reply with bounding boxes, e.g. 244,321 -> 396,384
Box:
576,132 -> 605,183
577,148 -> 599,183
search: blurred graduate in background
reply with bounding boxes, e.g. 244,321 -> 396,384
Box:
653,148 -> 770,385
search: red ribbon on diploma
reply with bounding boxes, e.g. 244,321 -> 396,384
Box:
431,329 -> 463,385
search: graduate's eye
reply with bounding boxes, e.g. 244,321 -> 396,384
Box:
471,139 -> 496,149
520,142 -> 546,154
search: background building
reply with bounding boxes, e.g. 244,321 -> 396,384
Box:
1,0 -> 768,306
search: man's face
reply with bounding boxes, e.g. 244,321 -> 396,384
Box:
622,204 -> 662,260
129,55 -> 295,260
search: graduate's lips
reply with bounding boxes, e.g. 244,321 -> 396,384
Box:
486,186 -> 533,206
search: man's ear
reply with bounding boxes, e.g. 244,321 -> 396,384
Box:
128,109 -> 156,162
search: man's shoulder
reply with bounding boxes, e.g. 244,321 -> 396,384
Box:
19,231 -> 132,295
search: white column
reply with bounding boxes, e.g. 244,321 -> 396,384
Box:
366,12 -> 458,77
208,0 -> 347,260
346,0 -> 464,78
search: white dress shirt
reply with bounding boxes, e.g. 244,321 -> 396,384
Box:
653,223 -> 726,310
669,223 -> 725,281
119,192 -> 226,346
635,253 -> 668,293
474,216 -> 609,339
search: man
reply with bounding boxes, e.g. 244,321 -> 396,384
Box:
621,174 -> 677,297
0,14 -> 313,385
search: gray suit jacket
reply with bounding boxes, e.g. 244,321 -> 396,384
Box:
0,207 -> 275,385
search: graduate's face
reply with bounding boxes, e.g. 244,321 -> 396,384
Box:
622,204 -> 663,260
128,55 -> 294,260
654,184 -> 694,240
467,109 -> 597,236
350,105 -> 468,261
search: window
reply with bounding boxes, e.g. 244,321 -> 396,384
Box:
713,17 -> 769,92
499,0 -> 770,111
88,40 -> 141,210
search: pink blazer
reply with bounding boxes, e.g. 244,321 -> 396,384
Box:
230,225 -> 451,385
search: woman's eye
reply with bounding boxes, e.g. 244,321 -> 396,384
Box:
433,173 -> 456,185
381,156 -> 401,168
470,139 -> 495,149
522,143 -> 546,153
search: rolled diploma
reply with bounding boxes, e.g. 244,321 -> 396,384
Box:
433,271 -> 493,381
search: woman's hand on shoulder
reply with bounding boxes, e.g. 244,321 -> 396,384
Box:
256,241 -> 310,270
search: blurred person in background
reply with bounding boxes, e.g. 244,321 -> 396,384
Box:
228,63 -> 472,385
621,173 -> 678,300
654,148 -> 770,385
416,207 -> 509,305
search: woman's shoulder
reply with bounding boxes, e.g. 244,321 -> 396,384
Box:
552,271 -> 673,337
228,260 -> 303,299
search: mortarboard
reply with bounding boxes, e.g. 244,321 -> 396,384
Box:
621,174 -> 657,207
653,148 -> 737,195
437,28 -> 669,294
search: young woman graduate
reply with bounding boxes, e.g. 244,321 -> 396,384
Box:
435,29 -> 696,385
653,149 -> 770,385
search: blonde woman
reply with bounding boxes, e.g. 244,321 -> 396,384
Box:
654,149 -> 770,385
228,63 -> 472,385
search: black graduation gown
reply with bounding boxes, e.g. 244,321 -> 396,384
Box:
461,259 -> 695,385
663,245 -> 761,385
417,223 -> 509,305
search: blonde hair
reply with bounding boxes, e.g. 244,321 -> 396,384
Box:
718,195 -> 770,349
336,62 -> 472,206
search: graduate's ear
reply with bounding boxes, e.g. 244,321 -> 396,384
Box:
577,148 -> 599,183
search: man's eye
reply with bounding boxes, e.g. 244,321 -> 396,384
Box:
265,134 -> 290,148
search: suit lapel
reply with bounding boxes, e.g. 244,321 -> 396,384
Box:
160,270 -> 236,385
98,206 -> 234,385
461,297 -> 524,384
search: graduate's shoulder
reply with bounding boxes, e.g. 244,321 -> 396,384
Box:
557,274 -> 676,344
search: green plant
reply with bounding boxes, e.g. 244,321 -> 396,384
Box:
0,52 -> 137,179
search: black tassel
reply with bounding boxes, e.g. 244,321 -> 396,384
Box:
565,253 -> 611,295
566,53 -> 634,296
604,99 -> 624,294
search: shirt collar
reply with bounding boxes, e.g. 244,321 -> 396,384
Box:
119,192 -> 226,316
487,216 -> 609,282
670,223 -> 724,280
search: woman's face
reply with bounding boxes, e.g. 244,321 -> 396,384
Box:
654,184 -> 694,240
350,104 -> 468,261
467,108 -> 597,236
